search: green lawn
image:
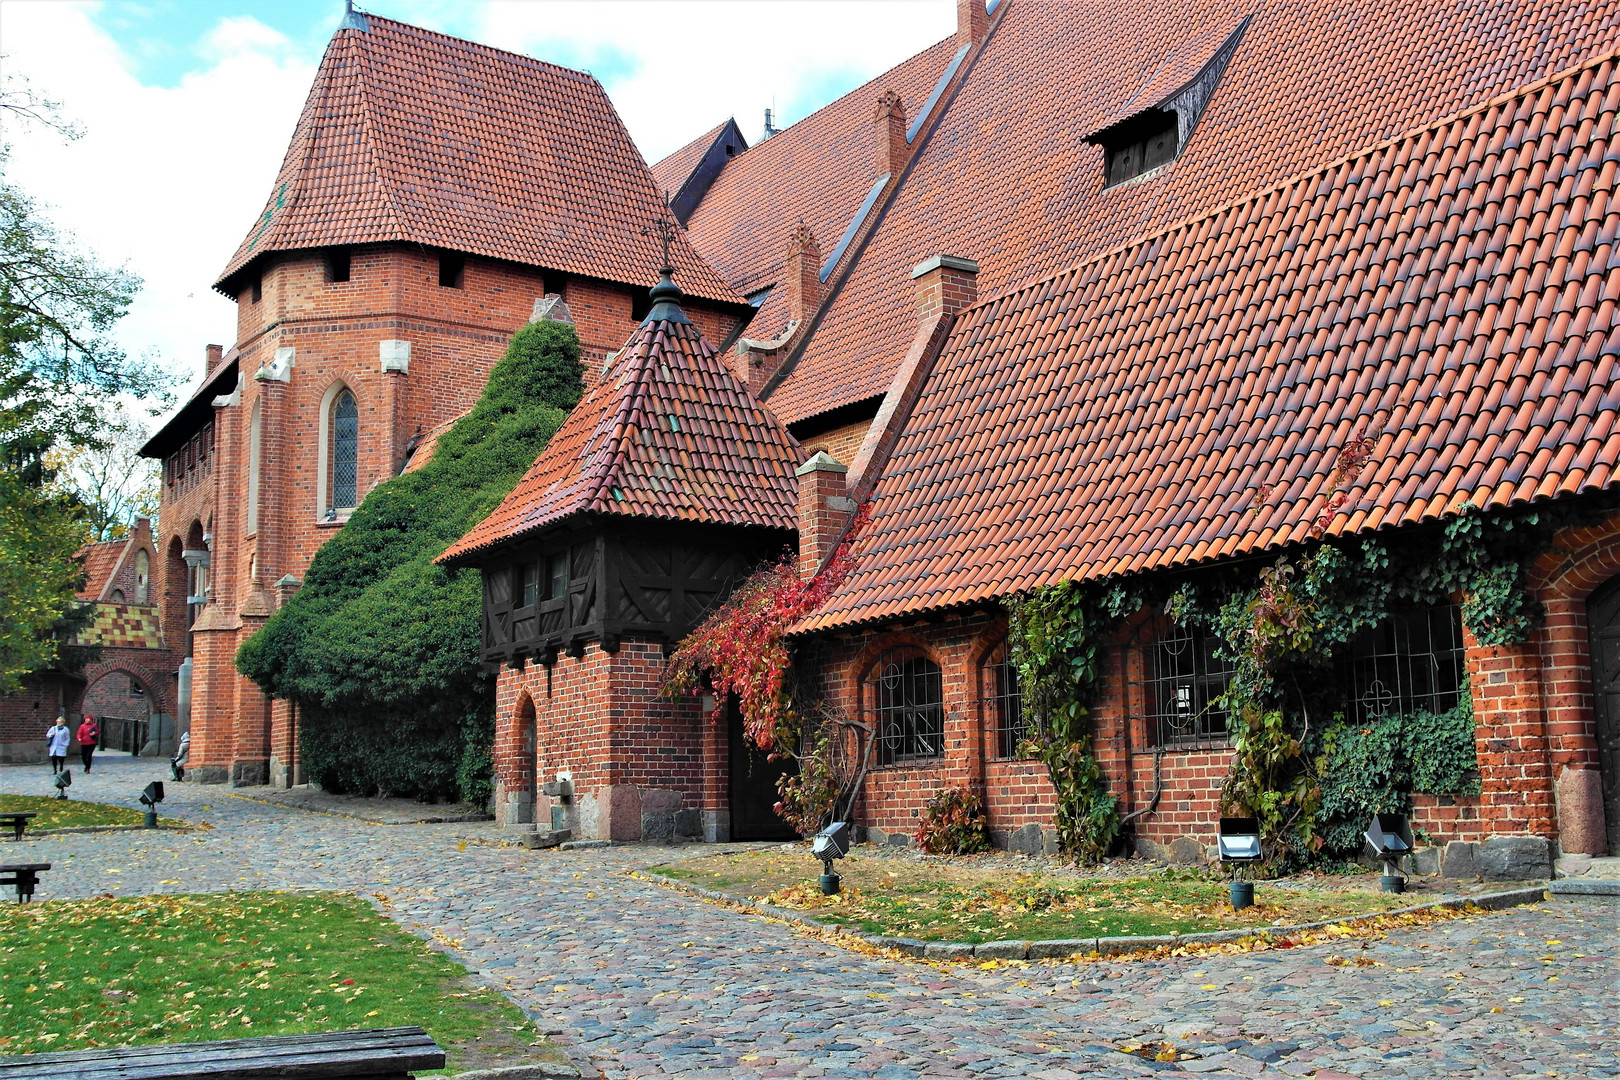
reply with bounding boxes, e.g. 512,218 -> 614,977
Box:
0,891 -> 563,1074
656,848 -> 1414,944
0,793 -> 171,830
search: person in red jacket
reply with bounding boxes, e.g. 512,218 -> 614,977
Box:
76,715 -> 99,773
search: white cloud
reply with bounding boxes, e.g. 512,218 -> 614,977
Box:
479,1 -> 955,162
0,0 -> 956,413
2,1 -> 317,402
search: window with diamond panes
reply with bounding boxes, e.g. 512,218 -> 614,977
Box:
330,389 -> 358,511
871,652 -> 944,766
1145,624 -> 1235,746
985,649 -> 1026,759
1341,606 -> 1466,724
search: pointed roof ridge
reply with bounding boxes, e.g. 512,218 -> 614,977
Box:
440,303 -> 803,564
214,14 -> 743,306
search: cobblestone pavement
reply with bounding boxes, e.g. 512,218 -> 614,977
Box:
3,756 -> 1615,1079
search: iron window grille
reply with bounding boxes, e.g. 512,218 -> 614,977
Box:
1145,625 -> 1235,747
1341,606 -> 1466,723
871,652 -> 944,766
330,390 -> 359,510
985,650 -> 1026,759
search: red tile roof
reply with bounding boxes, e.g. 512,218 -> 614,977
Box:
216,15 -> 739,306
76,540 -> 125,601
400,411 -> 467,475
767,0 -> 1620,426
441,282 -> 803,563
800,52 -> 1620,631
677,38 -> 959,339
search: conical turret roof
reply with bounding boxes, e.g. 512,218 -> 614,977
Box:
441,275 -> 803,564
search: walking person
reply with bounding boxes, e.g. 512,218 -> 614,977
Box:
44,715 -> 71,774
76,714 -> 99,773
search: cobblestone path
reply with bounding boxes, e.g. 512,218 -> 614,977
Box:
2,757 -> 1614,1079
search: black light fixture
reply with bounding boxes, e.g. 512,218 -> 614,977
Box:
811,821 -> 850,895
51,769 -> 71,801
1365,812 -> 1411,893
139,781 -> 165,829
1218,816 -> 1263,909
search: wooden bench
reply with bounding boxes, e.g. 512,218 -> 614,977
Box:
0,863 -> 49,903
0,1026 -> 447,1079
0,812 -> 36,842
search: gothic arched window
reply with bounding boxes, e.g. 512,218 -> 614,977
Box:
134,549 -> 150,604
329,388 -> 358,514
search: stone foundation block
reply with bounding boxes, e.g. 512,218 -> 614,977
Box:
1407,847 -> 1441,876
1479,836 -> 1553,881
922,941 -> 974,960
867,826 -> 889,846
674,808 -> 701,837
1441,840 -> 1478,879
641,788 -> 683,814
230,759 -> 268,787
606,785 -> 641,841
1007,823 -> 1043,854
641,812 -> 674,841
187,765 -> 229,785
1555,768 -> 1608,855
702,810 -> 731,843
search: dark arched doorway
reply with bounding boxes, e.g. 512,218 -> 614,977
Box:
1584,577 -> 1620,854
726,697 -> 798,841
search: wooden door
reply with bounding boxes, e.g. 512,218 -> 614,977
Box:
726,700 -> 799,842
1584,578 -> 1620,854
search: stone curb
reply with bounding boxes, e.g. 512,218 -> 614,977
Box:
225,791 -> 492,826
23,823 -> 191,836
452,1065 -> 581,1079
638,870 -> 1553,962
1549,878 -> 1620,896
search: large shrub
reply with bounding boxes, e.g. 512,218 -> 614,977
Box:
237,320 -> 582,805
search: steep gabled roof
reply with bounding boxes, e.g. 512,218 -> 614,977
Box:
441,276 -> 803,564
215,15 -> 740,306
768,0 -> 1620,426
800,53 -> 1620,631
76,540 -> 125,601
677,37 -> 960,340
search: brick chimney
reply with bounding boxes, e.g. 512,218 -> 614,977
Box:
796,452 -> 852,579
205,343 -> 224,380
785,221 -> 823,325
958,0 -> 989,46
874,90 -> 908,177
912,254 -> 980,321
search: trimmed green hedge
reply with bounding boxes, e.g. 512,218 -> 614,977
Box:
237,321 -> 582,805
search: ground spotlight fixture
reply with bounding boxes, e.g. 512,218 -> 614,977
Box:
811,821 -> 850,895
52,769 -> 72,800
1218,817 -> 1263,910
139,781 -> 165,829
1364,813 -> 1411,893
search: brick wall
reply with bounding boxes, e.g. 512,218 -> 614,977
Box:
493,637 -> 709,839
800,419 -> 871,469
0,674 -> 67,763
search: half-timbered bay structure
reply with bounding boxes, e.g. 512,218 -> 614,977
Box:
440,270 -> 806,841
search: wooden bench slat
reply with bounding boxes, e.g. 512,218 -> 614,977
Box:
0,864 -> 51,872
0,1028 -> 434,1061
0,1027 -> 445,1079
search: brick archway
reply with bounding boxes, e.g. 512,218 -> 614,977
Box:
71,655 -> 177,723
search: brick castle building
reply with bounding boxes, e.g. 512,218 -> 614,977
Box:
148,0 -> 1620,867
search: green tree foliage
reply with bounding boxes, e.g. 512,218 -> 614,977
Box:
236,321 -> 583,805
0,84 -> 166,691
0,465 -> 92,694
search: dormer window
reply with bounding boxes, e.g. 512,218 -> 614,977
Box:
1098,108 -> 1179,188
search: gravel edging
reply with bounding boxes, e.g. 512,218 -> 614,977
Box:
637,869 -> 1551,961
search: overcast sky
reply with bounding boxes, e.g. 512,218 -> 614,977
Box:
0,0 -> 954,413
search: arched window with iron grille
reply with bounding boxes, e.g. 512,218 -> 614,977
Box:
868,651 -> 944,766
983,644 -> 1025,759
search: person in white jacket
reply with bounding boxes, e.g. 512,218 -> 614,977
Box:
44,715 -> 71,774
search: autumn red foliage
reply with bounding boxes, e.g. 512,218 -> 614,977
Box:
662,503 -> 871,752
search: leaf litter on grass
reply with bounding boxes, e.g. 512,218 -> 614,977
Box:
0,891 -> 557,1073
